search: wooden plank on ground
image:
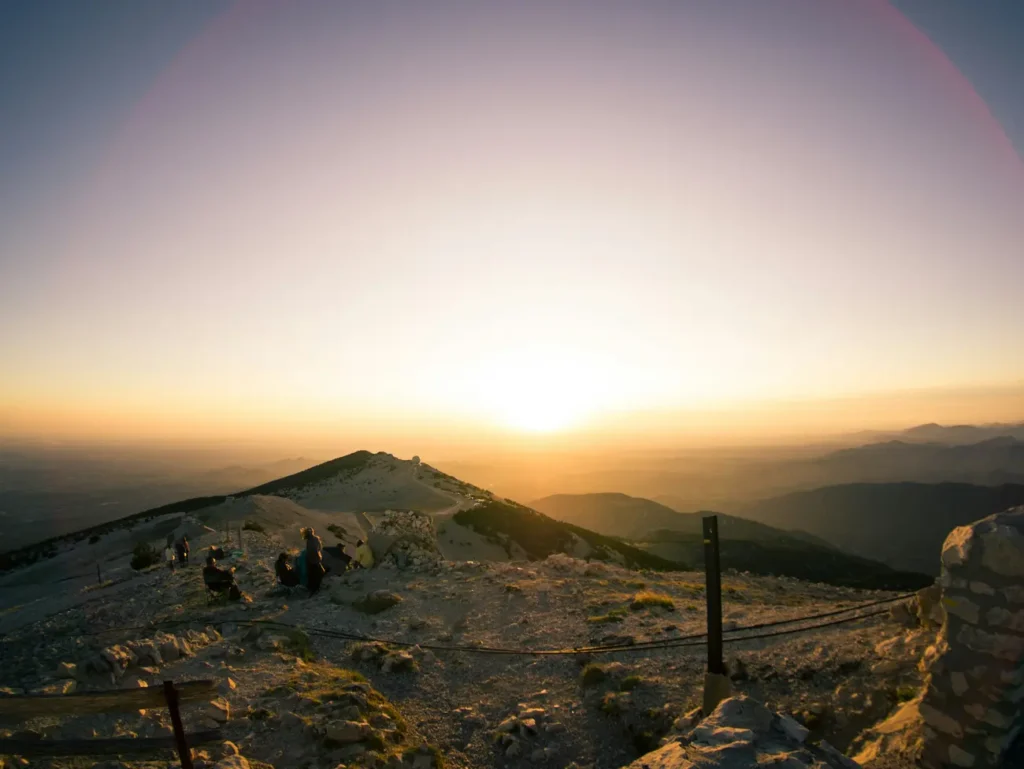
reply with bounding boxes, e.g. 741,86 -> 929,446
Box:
0,729 -> 222,757
0,680 -> 216,719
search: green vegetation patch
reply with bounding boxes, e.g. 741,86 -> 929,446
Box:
130,541 -> 161,571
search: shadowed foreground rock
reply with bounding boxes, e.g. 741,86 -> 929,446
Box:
624,696 -> 860,769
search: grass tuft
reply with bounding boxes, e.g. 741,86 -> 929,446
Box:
587,606 -> 629,624
630,591 -> 675,611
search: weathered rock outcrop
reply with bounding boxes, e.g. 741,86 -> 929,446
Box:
625,696 -> 860,769
368,510 -> 444,571
918,506 -> 1024,768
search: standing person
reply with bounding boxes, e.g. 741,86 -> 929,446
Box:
174,533 -> 190,566
303,527 -> 325,594
164,543 -> 176,571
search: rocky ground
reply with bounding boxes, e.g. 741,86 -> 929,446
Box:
0,526 -> 939,769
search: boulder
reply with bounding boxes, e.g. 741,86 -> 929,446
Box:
127,640 -> 162,667
100,645 -> 136,677
635,696 -> 861,769
326,720 -> 370,744
204,699 -> 231,723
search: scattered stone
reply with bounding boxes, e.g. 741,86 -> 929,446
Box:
778,713 -> 810,743
211,757 -> 250,769
204,698 -> 231,723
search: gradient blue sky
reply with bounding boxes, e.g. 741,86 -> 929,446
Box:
1,1 -> 1023,447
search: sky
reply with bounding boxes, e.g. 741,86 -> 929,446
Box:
1,0 -> 1023,451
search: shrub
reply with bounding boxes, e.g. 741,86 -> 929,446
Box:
242,520 -> 265,533
88,534 -> 101,545
327,523 -> 347,540
581,664 -> 607,687
600,691 -> 625,715
130,541 -> 160,571
284,628 -> 315,661
630,591 -> 675,611
620,675 -> 643,692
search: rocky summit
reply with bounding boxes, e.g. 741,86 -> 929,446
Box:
1,459 -> 1022,769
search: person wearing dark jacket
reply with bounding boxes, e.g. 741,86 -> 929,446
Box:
275,552 -> 300,587
302,527 -> 325,594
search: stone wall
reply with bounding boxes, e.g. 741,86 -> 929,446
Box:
919,506 -> 1024,768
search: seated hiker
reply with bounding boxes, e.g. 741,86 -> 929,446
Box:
203,555 -> 241,600
275,552 -> 300,587
355,539 -> 375,569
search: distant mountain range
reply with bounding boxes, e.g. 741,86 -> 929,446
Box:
883,422 -> 1024,444
738,482 -> 1024,575
530,492 -> 931,590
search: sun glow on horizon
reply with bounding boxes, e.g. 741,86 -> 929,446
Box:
446,345 -> 621,435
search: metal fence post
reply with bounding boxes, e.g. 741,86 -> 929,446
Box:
701,515 -> 731,714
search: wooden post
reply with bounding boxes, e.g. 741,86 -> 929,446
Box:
701,515 -> 731,714
703,515 -> 724,675
163,681 -> 193,769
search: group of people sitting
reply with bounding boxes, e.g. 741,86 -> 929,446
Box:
273,527 -> 375,594
171,524 -> 374,603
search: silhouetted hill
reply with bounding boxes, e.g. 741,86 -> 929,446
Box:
530,492 -> 827,546
811,438 -> 1024,486
527,492 -> 928,589
453,499 -> 681,570
740,482 -> 1024,575
635,529 -> 932,591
